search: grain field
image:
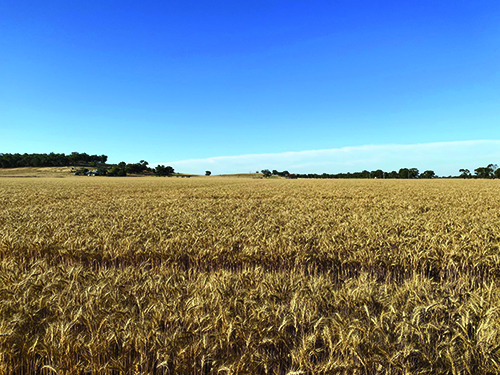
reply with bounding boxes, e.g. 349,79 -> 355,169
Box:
1,177 -> 500,374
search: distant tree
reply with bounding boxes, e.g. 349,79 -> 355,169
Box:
69,152 -> 80,165
398,168 -> 409,179
108,166 -> 126,176
399,168 -> 419,179
96,165 -> 109,176
125,163 -> 141,174
155,165 -> 174,176
361,170 -> 370,179
124,161 -> 150,174
81,152 -> 90,163
371,169 -> 384,179
0,152 -> 108,168
459,169 -> 471,178
409,168 -> 419,179
474,164 -> 496,179
31,155 -> 42,167
272,170 -> 279,175
205,171 -> 211,176
261,169 -> 272,178
489,164 -> 498,178
474,167 -> 487,178
420,170 -> 436,179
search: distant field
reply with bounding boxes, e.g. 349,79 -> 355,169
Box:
1,178 -> 500,374
0,166 -> 75,177
215,173 -> 265,178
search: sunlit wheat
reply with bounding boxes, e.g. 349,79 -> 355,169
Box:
0,177 -> 499,374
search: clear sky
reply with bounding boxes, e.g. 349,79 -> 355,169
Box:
1,0 -> 499,175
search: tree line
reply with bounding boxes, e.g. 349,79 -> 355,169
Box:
459,164 -> 500,179
262,168 -> 435,179
0,152 -> 108,168
0,152 -> 179,177
74,161 -> 176,177
263,164 -> 500,179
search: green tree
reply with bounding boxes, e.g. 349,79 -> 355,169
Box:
69,152 -> 80,165
420,170 -> 436,179
96,166 -> 109,176
155,165 -> 174,176
459,169 -> 471,178
125,161 -> 149,174
361,170 -> 370,178
488,164 -> 498,178
409,168 -> 419,179
398,168 -> 410,179
205,171 -> 211,176
399,168 -> 419,179
474,164 -> 496,179
261,169 -> 272,178
108,166 -> 126,176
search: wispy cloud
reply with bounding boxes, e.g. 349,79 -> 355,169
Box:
151,140 -> 500,176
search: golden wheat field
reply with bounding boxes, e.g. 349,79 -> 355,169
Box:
1,177 -> 500,374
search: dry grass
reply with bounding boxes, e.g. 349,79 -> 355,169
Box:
0,167 -> 74,178
214,173 -> 264,178
1,177 -> 500,374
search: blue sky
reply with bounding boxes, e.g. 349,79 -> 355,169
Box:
1,0 -> 499,175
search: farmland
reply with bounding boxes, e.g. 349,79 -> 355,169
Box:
1,177 -> 500,374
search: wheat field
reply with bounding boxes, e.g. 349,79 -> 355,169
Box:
1,177 -> 500,374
